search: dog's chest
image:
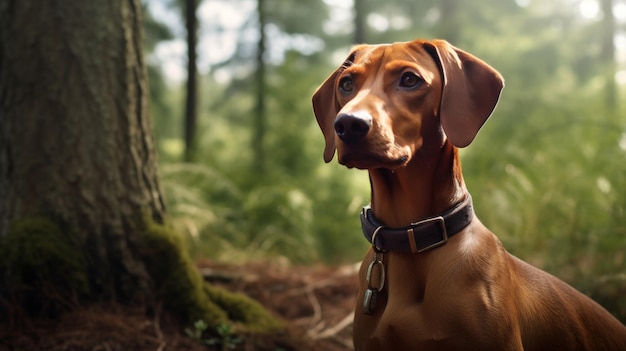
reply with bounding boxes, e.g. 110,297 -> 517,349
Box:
353,288 -> 456,350
354,306 -> 490,351
353,309 -> 456,351
353,252 -> 493,350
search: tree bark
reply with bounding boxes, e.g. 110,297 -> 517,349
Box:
600,0 -> 617,113
0,0 -> 165,301
253,0 -> 267,173
183,0 -> 199,162
0,1 -> 282,333
353,0 -> 366,43
437,0 -> 460,44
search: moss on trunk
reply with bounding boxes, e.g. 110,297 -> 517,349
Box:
0,218 -> 90,316
139,218 -> 283,333
0,216 -> 283,335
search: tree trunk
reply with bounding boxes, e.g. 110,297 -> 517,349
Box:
353,0 -> 366,43
0,0 -> 163,302
184,0 -> 199,162
437,0 -> 460,44
253,0 -> 268,174
600,0 -> 617,113
0,0 -> 282,333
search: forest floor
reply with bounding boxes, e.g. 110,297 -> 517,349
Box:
0,260 -> 360,351
197,259 -> 359,351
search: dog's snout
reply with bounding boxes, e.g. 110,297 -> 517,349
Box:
334,113 -> 371,143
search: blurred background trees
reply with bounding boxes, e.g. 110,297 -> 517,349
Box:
144,0 -> 625,316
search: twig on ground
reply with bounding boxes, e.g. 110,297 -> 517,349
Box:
311,312 -> 354,340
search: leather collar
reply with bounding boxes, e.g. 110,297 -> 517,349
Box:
360,195 -> 474,253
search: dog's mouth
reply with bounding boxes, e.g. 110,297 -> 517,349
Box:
337,146 -> 410,170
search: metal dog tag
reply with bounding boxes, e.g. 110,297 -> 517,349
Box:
362,256 -> 385,315
362,288 -> 378,315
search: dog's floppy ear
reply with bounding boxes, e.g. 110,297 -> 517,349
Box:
424,40 -> 504,148
312,50 -> 359,163
312,68 -> 340,163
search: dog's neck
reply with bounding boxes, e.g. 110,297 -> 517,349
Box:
368,140 -> 466,228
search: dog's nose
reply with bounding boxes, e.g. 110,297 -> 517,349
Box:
334,113 -> 371,143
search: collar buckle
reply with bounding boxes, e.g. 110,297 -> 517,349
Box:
413,216 -> 447,253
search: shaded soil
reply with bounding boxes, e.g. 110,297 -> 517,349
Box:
198,260 -> 360,351
0,261 -> 360,351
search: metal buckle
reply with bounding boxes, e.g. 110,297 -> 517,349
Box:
415,216 -> 448,253
362,205 -> 371,219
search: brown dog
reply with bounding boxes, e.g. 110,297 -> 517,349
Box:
312,39 -> 626,350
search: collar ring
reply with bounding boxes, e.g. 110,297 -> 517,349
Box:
370,225 -> 386,253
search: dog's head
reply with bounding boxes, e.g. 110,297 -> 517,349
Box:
312,39 -> 504,169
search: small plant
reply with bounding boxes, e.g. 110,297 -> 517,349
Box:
185,320 -> 242,350
206,322 -> 242,350
185,319 -> 209,343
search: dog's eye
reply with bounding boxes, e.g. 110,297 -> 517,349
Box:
338,76 -> 354,93
399,72 -> 423,89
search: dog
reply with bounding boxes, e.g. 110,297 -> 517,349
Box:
312,38 -> 626,350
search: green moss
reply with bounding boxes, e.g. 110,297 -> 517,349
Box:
0,214 -> 284,335
139,220 -> 226,323
0,217 -> 89,316
138,219 -> 283,333
204,284 -> 284,333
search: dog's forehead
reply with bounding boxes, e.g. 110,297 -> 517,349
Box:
348,41 -> 437,70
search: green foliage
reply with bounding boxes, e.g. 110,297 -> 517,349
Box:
147,0 -> 626,317
160,160 -> 368,264
208,322 -> 242,350
185,319 -> 210,343
185,320 -> 242,350
0,217 -> 89,316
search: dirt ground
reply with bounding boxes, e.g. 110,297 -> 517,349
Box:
197,259 -> 360,351
0,261 -> 360,351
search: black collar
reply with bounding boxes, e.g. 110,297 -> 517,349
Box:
360,195 -> 474,253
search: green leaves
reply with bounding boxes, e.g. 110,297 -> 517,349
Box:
148,2 -> 626,303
